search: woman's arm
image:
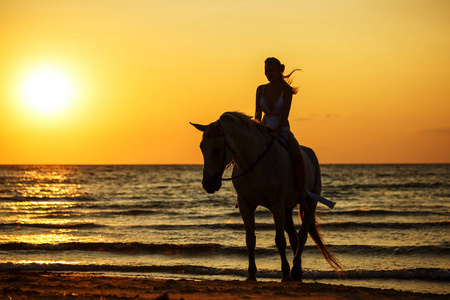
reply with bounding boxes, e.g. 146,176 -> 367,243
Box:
255,85 -> 263,122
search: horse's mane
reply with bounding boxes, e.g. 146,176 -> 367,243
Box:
225,111 -> 254,122
221,111 -> 269,133
220,111 -> 273,141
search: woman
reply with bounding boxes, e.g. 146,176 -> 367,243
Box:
255,57 -> 335,214
255,57 -> 309,215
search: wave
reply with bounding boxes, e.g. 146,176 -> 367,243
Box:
83,207 -> 450,219
235,208 -> 449,219
248,220 -> 449,230
319,209 -> 450,217
310,268 -> 450,281
319,220 -> 450,229
103,209 -> 159,216
331,244 -> 450,256
2,207 -> 446,219
1,242 -> 448,257
327,182 -> 447,190
0,262 -> 448,282
0,242 -> 245,256
0,195 -> 96,202
0,220 -> 446,232
130,221 -> 450,231
0,222 -> 104,229
86,202 -> 167,210
0,210 -> 164,218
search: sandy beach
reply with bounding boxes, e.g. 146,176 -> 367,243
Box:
1,271 -> 447,300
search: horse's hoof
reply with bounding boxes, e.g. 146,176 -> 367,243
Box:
245,276 -> 257,282
291,265 -> 303,281
281,275 -> 293,282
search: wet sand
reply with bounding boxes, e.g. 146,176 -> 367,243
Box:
0,271 -> 446,299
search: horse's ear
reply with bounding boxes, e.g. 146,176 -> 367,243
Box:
190,122 -> 207,132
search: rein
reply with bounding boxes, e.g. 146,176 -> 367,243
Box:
221,135 -> 275,181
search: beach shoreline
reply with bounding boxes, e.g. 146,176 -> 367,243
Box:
1,271 -> 447,299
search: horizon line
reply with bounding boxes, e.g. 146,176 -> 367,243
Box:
1,163 -> 449,166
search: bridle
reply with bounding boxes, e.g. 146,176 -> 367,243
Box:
219,133 -> 275,182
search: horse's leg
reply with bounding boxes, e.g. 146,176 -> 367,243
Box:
238,198 -> 257,281
293,196 -> 317,281
272,205 -> 291,282
285,207 -> 301,281
284,207 -> 298,255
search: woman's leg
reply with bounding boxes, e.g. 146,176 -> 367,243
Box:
287,133 -> 309,215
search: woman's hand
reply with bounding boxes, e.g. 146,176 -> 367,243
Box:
270,130 -> 280,137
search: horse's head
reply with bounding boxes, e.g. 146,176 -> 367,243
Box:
191,120 -> 233,194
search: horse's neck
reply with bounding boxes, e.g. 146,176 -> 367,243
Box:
227,127 -> 267,170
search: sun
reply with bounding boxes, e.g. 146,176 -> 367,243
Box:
20,65 -> 76,115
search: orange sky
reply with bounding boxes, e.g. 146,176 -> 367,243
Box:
1,0 -> 449,164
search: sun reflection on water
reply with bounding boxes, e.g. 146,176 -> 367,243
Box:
17,260 -> 77,265
19,170 -> 82,198
1,166 -> 91,246
11,232 -> 78,244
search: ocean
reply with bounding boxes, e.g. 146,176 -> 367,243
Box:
0,164 -> 448,295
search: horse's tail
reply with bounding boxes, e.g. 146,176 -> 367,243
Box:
301,146 -> 345,277
309,217 -> 346,277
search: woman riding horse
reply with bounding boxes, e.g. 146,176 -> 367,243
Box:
256,58 -> 309,217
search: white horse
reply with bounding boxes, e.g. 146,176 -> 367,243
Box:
191,112 -> 343,281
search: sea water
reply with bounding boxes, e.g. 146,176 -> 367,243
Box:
0,164 -> 448,295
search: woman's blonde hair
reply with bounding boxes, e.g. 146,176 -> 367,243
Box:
265,57 -> 301,94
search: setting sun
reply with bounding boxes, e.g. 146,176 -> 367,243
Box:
20,65 -> 76,115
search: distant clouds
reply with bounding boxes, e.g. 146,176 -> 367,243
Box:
293,113 -> 340,122
293,117 -> 311,122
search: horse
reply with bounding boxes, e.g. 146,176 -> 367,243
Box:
191,111 -> 343,281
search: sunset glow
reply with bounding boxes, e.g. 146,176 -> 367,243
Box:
0,1 -> 449,164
